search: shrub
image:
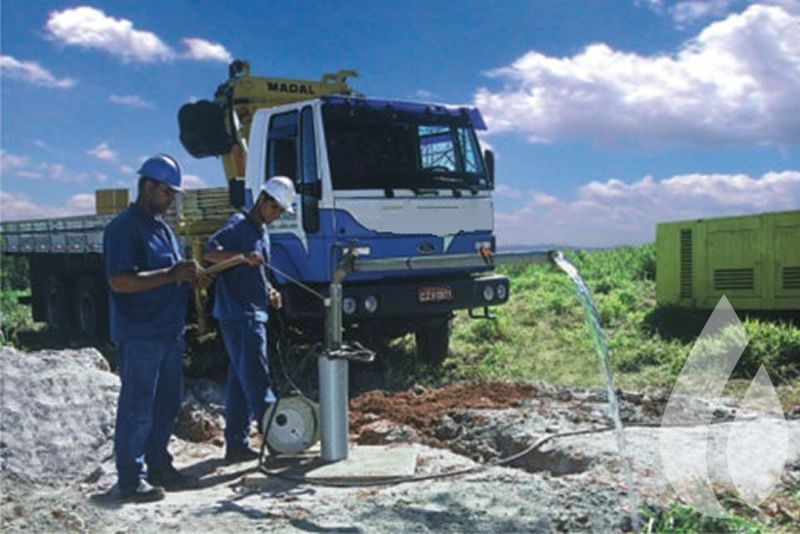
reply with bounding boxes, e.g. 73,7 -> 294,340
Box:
737,319 -> 800,382
0,290 -> 32,345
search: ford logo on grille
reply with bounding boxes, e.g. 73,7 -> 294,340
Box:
417,242 -> 436,254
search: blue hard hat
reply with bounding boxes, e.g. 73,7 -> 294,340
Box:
138,154 -> 183,191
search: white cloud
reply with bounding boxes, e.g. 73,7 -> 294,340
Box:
475,4 -> 800,146
673,0 -> 739,26
87,142 -> 117,162
476,134 -> 495,154
0,55 -> 76,89
1,150 -> 28,171
2,151 -> 89,183
16,170 -> 44,179
414,89 -> 436,100
39,163 -> 89,183
64,193 -> 96,212
46,6 -> 172,63
181,174 -> 207,189
181,38 -> 232,63
0,191 -> 94,221
495,170 -> 800,247
45,7 -> 232,64
109,94 -> 153,109
494,184 -> 524,199
119,165 -> 135,175
531,192 -> 558,205
640,0 -> 800,26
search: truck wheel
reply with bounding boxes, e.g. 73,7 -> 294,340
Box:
75,276 -> 107,339
44,274 -> 67,331
415,318 -> 450,365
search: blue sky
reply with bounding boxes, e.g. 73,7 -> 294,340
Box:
2,0 -> 798,246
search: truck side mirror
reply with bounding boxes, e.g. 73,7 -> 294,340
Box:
298,180 -> 322,199
484,149 -> 495,189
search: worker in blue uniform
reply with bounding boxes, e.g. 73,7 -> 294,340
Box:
204,176 -> 296,463
104,154 -> 205,502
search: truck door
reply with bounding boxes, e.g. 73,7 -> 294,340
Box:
266,107 -> 320,234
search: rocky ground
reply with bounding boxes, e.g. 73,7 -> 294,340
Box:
1,346 -> 799,532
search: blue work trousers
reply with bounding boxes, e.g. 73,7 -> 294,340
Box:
220,318 -> 276,452
114,335 -> 183,489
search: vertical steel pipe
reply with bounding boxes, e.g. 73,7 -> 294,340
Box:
319,282 -> 349,461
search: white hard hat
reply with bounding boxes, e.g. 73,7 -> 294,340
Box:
261,176 -> 296,214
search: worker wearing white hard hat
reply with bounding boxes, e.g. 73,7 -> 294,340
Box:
261,175 -> 296,214
203,176 -> 296,462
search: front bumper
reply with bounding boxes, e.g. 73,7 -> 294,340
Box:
281,273 -> 509,324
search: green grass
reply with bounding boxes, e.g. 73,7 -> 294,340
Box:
443,245 -> 799,395
640,502 -> 765,533
0,290 -> 33,346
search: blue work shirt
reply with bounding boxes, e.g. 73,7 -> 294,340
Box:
103,204 -> 188,345
206,211 -> 271,323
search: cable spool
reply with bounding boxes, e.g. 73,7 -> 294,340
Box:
262,394 -> 321,455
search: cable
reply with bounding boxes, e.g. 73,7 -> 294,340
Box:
265,262 -> 327,302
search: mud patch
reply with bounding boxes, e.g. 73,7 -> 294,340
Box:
350,381 -> 538,447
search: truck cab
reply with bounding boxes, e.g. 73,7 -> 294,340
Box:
238,94 -> 508,361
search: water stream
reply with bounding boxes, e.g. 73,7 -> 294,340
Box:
551,251 -> 642,532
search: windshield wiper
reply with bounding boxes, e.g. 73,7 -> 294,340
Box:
427,175 -> 480,195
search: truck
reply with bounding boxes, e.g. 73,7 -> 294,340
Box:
656,209 -> 800,311
0,59 -> 509,363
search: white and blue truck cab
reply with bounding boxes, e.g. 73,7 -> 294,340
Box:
179,60 -> 509,362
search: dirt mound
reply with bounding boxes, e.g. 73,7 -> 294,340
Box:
350,381 -> 537,445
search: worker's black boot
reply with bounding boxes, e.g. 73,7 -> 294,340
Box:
147,465 -> 200,491
118,479 -> 165,503
224,447 -> 260,464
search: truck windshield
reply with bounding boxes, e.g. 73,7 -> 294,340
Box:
322,102 -> 489,192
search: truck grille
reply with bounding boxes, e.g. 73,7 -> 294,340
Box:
784,266 -> 800,290
714,268 -> 754,290
680,229 -> 692,299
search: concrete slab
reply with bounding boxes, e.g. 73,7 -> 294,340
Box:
256,444 -> 418,483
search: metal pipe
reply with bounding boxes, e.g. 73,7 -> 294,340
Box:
352,250 -> 554,273
319,257 -> 351,462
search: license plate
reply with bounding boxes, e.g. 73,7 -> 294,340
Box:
418,286 -> 453,303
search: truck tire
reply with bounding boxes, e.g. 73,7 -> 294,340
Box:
44,274 -> 68,331
75,275 -> 108,339
415,318 -> 450,365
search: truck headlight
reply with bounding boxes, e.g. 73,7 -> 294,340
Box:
496,284 -> 507,300
342,297 -> 357,315
364,295 -> 379,313
482,285 -> 495,302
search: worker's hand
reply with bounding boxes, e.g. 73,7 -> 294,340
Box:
268,287 -> 283,309
170,259 -> 202,284
196,272 -> 213,290
245,252 -> 265,266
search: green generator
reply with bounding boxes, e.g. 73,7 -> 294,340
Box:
656,210 -> 800,310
